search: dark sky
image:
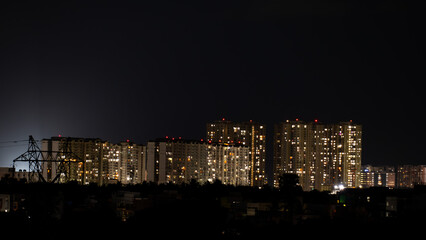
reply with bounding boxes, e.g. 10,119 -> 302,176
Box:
1,0 -> 425,171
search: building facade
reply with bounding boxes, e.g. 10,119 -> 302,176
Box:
360,165 -> 396,188
41,137 -> 108,184
206,119 -> 267,187
116,141 -> 143,185
145,138 -> 250,186
145,139 -> 207,184
396,165 -> 426,188
40,137 -> 144,185
361,165 -> 426,189
205,144 -> 251,186
273,120 -> 362,191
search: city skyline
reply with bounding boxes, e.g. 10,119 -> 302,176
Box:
0,117 -> 414,179
3,118 -> 362,189
3,118 -> 426,190
1,1 -> 425,171
2,2 -> 426,236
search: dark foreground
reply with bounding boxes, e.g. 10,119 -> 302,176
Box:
1,181 -> 425,239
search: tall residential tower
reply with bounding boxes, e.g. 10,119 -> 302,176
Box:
145,138 -> 250,186
274,120 -> 362,191
41,137 -> 144,185
206,119 -> 267,187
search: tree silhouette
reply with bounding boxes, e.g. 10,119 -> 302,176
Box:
278,173 -> 302,192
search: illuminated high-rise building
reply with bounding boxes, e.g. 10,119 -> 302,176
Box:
41,137 -> 109,185
115,140 -> 144,184
41,137 -> 144,185
273,120 -> 362,191
205,143 -> 250,186
360,165 -> 395,188
145,138 -> 250,186
145,138 -> 206,184
361,165 -> 426,189
396,165 -> 426,188
206,119 -> 267,187
107,143 -> 121,183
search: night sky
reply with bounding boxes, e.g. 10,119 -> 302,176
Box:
1,1 -> 425,172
